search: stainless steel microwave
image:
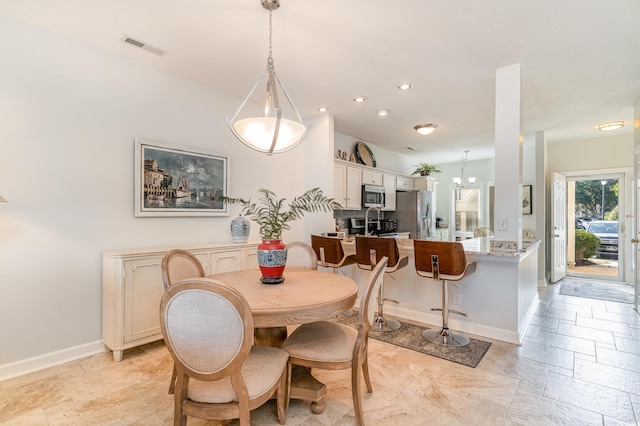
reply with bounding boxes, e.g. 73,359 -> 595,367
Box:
361,184 -> 385,208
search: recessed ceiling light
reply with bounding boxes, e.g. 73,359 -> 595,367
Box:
353,96 -> 367,103
414,123 -> 438,135
317,106 -> 329,112
596,121 -> 625,131
398,83 -> 413,91
377,109 -> 389,116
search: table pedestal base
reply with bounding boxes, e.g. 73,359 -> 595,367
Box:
289,366 -> 327,414
254,327 -> 288,348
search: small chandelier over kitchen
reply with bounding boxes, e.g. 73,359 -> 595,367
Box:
453,150 -> 476,188
226,0 -> 309,155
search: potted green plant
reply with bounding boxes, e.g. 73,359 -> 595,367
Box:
220,187 -> 341,283
410,162 -> 441,177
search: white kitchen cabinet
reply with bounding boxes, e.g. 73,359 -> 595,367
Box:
346,166 -> 362,209
334,163 -> 348,208
382,173 -> 396,211
362,169 -> 383,185
434,229 -> 450,241
102,242 -> 259,361
333,163 -> 362,210
396,176 -> 414,191
413,176 -> 438,192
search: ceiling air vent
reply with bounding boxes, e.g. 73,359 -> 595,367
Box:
120,35 -> 167,56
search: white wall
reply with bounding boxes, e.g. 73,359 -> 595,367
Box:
0,17 -> 333,369
547,134 -> 633,172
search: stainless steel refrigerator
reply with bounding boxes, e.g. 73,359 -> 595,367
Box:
389,190 -> 434,240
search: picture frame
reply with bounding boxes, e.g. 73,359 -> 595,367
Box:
134,138 -> 230,217
522,185 -> 532,215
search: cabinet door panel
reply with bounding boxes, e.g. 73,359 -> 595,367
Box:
346,167 -> 362,209
211,250 -> 242,274
124,258 -> 164,342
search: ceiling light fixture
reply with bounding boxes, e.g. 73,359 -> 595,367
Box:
596,121 -> 625,131
353,96 -> 367,103
377,109 -> 389,116
317,106 -> 329,113
453,150 -> 476,188
226,0 -> 309,155
414,123 -> 438,135
398,83 -> 413,91
0,194 -> 8,204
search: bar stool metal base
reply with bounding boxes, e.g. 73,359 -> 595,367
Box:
373,316 -> 401,332
422,327 -> 470,346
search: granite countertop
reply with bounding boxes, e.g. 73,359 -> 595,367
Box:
341,236 -> 540,257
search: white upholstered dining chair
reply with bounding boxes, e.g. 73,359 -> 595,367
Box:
281,256 -> 388,425
160,278 -> 289,426
161,249 -> 206,394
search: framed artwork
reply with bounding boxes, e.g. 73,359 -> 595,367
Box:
134,138 -> 229,217
522,185 -> 532,215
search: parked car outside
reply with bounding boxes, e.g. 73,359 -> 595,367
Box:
585,220 -> 618,259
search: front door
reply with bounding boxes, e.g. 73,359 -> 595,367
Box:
552,173 -> 567,283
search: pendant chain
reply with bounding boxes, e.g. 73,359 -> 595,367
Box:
267,10 -> 274,69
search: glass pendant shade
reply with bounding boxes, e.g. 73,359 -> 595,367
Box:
226,0 -> 309,155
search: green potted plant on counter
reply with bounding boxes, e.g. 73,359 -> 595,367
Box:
410,162 -> 441,177
220,188 -> 341,284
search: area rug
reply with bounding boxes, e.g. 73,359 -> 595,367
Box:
559,278 -> 634,304
330,313 -> 491,368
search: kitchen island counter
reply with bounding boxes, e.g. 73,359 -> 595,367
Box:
336,237 -> 540,344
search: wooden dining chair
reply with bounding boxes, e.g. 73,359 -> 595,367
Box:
285,241 -> 318,269
161,249 -> 206,394
161,249 -> 206,290
160,278 -> 289,426
281,257 -> 388,425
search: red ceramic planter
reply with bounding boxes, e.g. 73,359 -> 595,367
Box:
257,239 -> 287,284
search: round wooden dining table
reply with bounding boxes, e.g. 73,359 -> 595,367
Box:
207,267 -> 358,414
208,268 -> 358,328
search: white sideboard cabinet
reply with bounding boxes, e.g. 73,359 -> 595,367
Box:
102,242 -> 259,361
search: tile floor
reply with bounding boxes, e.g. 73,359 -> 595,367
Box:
1,280 -> 639,425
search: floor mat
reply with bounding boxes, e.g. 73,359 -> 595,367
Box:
559,278 -> 634,304
331,314 -> 491,368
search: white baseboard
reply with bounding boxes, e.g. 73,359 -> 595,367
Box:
0,340 -> 104,382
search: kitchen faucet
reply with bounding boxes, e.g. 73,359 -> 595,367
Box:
365,206 -> 382,236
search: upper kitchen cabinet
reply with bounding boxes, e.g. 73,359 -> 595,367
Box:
362,169 -> 383,185
396,176 -> 414,191
382,173 -> 396,211
413,176 -> 438,192
334,163 -> 362,210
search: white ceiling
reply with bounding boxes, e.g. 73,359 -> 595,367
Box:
1,0 -> 639,164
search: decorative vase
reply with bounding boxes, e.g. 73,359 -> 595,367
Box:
257,239 -> 287,284
230,215 -> 250,243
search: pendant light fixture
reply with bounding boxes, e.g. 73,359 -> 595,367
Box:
453,150 -> 476,187
227,0 -> 309,155
0,195 -> 7,204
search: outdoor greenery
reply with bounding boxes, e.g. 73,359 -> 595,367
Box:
410,162 -> 441,176
575,229 -> 600,263
575,179 -> 619,220
220,188 -> 342,240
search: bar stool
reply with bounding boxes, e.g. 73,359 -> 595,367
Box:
413,240 -> 477,346
355,236 -> 409,331
311,235 -> 357,272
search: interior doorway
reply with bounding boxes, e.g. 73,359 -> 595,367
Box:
566,174 -> 623,282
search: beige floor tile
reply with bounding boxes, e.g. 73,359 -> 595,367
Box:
2,282 -> 640,425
